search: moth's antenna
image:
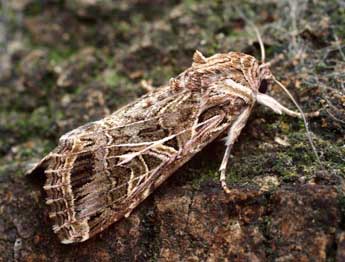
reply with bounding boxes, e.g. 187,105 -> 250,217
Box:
252,25 -> 266,64
272,76 -> 322,165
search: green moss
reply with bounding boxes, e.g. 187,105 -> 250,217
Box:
116,21 -> 132,34
145,66 -> 175,86
103,69 -> 126,88
330,3 -> 345,37
24,2 -> 45,16
189,169 -> 216,190
48,49 -> 77,65
130,13 -> 145,27
0,106 -> 56,142
227,169 -> 249,184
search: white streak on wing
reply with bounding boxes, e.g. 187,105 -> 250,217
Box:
110,116 -> 220,164
46,197 -> 64,204
48,114 -> 219,160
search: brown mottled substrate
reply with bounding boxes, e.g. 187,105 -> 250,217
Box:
0,167 -> 344,261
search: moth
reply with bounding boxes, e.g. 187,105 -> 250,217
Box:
27,44 -> 319,244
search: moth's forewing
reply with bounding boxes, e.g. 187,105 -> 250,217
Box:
28,52 -> 258,243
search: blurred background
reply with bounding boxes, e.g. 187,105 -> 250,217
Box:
0,1 -> 344,261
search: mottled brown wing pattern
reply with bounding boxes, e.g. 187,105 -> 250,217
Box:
28,51 -> 262,243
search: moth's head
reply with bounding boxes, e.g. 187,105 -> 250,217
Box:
257,63 -> 272,94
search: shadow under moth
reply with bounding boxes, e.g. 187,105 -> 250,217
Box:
27,39 -> 320,244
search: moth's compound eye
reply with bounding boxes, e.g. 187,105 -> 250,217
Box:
259,79 -> 268,93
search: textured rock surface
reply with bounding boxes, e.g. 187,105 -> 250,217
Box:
0,167 -> 344,261
0,0 -> 344,261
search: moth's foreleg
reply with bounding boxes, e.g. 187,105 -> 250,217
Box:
219,107 -> 252,194
257,93 -> 319,118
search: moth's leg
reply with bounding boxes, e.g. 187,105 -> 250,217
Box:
219,107 -> 252,194
257,93 -> 319,118
140,80 -> 155,93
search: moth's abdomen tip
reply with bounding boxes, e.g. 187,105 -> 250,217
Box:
59,236 -> 88,245
60,238 -> 75,245
54,219 -> 91,244
57,231 -> 87,244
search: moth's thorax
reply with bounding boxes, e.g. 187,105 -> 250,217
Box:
172,51 -> 270,95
